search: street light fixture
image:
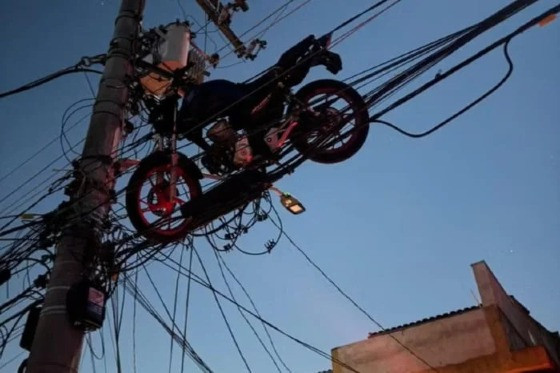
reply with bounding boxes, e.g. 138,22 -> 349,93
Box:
269,186 -> 306,215
279,193 -> 306,215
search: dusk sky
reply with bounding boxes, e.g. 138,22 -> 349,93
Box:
0,1 -> 559,372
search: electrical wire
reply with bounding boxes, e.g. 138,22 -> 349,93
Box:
123,271 -> 213,372
159,252 -> 362,373
1,2 -> 557,371
216,0 -> 314,63
0,67 -> 102,99
193,247 -> 253,372
268,204 -> 440,372
180,245 -> 194,373
375,40 -> 513,138
211,246 -> 282,373
216,252 -> 292,372
168,247 -> 185,373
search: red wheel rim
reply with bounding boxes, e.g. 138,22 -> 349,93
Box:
133,163 -> 199,238
299,86 -> 362,155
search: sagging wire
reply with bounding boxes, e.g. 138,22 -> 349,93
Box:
1,2 -> 556,370
179,244 -> 194,373
211,248 -> 283,373
374,40 -> 514,138
295,2 -> 558,162
168,247 -> 185,373
60,100 -> 95,161
330,0 -> 404,49
191,246 -> 253,372
267,202 -> 441,372
216,252 -> 292,372
123,269 -> 214,372
0,54 -> 105,99
157,252 -> 362,373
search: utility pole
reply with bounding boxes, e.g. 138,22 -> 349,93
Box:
27,1 -> 145,372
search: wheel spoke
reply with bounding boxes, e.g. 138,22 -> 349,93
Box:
335,132 -> 346,146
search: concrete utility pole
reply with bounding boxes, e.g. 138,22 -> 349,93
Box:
27,1 -> 145,372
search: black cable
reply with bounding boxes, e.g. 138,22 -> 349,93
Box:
132,270 -> 139,373
192,247 -> 253,372
215,0 -> 313,61
376,40 -> 513,138
160,253 -> 362,373
60,102 -> 94,160
0,68 -> 102,99
239,0 -> 296,40
88,338 -> 98,373
115,281 -> 127,373
299,2 -> 557,159
216,252 -> 292,372
0,220 -> 42,239
124,271 -> 213,372
176,0 -> 187,21
376,2 -> 558,121
0,310 -> 25,359
0,351 -> 25,371
211,244 -> 282,373
83,72 -> 97,97
168,247 -> 185,373
268,204 -> 440,372
330,0 -> 393,34
180,245 -> 194,373
365,0 -> 541,111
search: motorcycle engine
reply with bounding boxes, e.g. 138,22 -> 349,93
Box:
203,119 -> 238,174
207,119 -> 236,146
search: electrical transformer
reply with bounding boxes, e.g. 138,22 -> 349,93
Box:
140,22 -> 206,96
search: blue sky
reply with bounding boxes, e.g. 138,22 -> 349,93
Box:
0,1 -> 559,372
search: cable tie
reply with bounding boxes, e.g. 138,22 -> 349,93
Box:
80,56 -> 92,67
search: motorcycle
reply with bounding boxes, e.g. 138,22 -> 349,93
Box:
124,37 -> 370,243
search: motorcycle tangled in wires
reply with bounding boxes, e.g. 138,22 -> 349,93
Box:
124,32 -> 370,243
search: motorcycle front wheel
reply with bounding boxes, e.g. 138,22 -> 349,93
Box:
290,79 -> 369,164
125,151 -> 202,243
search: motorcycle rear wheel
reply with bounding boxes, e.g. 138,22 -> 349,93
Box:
125,151 -> 202,243
290,79 -> 369,164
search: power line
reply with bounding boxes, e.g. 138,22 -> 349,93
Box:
216,252 -> 292,372
193,247 -> 253,372
0,67 -> 102,99
168,247 -> 185,373
211,246 -> 283,373
180,244 -> 194,373
268,205 -> 440,372
375,40 -> 513,138
160,253 -> 362,372
124,270 -> 214,372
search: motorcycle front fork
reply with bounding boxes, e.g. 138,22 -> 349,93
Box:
168,108 -> 179,202
152,108 -> 179,204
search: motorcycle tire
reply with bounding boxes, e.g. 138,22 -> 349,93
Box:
290,79 -> 369,164
125,151 -> 202,243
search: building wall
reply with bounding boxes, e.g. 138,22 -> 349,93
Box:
332,308 -> 496,373
472,261 -> 560,367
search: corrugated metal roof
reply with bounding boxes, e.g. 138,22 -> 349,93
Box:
368,305 -> 480,338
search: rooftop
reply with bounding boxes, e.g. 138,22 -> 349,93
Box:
368,305 -> 480,338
